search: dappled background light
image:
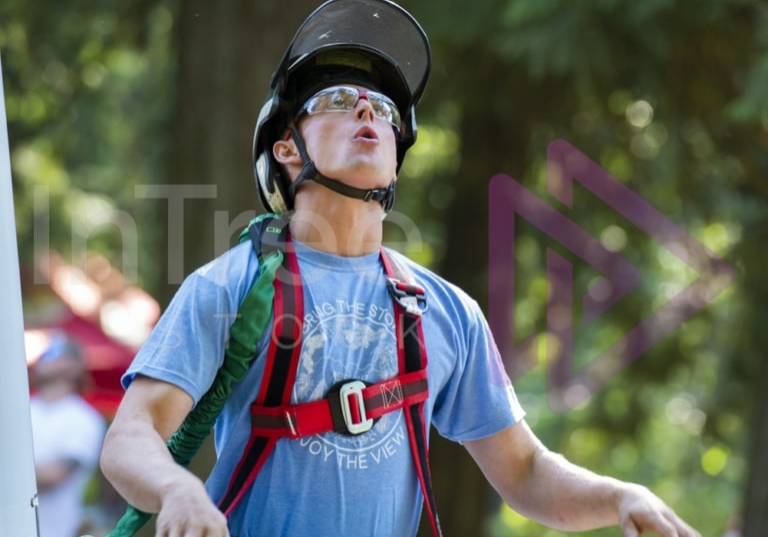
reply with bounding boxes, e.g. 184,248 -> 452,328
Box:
3,0 -> 767,536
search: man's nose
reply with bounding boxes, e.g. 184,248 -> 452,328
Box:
355,95 -> 376,121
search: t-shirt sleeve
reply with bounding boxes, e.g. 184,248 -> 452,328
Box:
430,297 -> 526,442
122,246 -> 256,405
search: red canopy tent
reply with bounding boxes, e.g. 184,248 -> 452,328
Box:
23,251 -> 160,418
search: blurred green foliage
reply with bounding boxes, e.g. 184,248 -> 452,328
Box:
2,0 -> 176,289
3,0 -> 767,536
397,1 -> 766,535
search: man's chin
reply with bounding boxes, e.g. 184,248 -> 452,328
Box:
332,165 -> 395,190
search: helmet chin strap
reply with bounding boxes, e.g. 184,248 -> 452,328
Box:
287,124 -> 395,208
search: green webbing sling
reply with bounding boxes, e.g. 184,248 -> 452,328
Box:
106,214 -> 284,537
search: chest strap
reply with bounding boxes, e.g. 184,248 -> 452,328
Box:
250,369 -> 428,437
216,226 -> 442,537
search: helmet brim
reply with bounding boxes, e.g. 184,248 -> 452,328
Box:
273,0 -> 431,114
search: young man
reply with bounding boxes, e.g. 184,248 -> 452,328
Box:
100,1 -> 701,536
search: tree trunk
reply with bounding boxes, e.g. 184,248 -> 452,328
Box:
419,46 -> 537,537
135,1 -> 316,536
743,352 -> 768,537
419,37 -> 577,534
741,219 -> 768,537
154,0 -> 316,307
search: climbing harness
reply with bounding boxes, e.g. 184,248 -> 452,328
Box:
107,213 -> 442,536
216,214 -> 442,536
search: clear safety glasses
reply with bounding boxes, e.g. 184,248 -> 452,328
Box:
297,85 -> 402,127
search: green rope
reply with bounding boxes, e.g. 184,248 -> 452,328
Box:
106,216 -> 282,537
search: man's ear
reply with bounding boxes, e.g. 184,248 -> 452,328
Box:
273,139 -> 302,165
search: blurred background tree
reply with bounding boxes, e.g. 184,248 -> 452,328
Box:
3,0 -> 766,536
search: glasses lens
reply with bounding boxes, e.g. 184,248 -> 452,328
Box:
367,92 -> 401,127
301,86 -> 401,127
305,86 -> 358,115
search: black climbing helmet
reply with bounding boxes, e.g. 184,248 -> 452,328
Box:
253,0 -> 431,213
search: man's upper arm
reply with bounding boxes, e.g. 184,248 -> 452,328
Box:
113,375 -> 195,441
464,419 -> 546,507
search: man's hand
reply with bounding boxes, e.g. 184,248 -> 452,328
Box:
618,483 -> 701,537
155,481 -> 230,537
101,377 -> 230,536
466,421 -> 702,536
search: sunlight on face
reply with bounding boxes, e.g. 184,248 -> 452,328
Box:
296,85 -> 399,190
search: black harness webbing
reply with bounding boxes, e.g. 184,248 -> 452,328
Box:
383,251 -> 443,537
216,219 -> 303,513
216,221 -> 442,536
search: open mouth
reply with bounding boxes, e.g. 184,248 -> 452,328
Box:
354,126 -> 379,141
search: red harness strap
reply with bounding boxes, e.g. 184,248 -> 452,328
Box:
217,232 -> 442,536
382,250 -> 443,537
217,226 -> 303,516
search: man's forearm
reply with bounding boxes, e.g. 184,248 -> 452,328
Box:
100,418 -> 207,513
468,423 -> 698,536
510,448 -> 630,531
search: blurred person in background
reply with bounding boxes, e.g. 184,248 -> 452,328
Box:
28,330 -> 106,537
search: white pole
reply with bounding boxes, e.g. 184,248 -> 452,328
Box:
0,55 -> 40,536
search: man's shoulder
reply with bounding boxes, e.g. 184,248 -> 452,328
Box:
382,247 -> 436,278
382,248 -> 476,306
179,241 -> 261,298
194,241 -> 256,280
158,241 -> 260,318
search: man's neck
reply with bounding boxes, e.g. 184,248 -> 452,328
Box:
290,195 -> 384,257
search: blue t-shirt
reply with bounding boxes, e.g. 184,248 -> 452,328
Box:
124,239 -> 525,537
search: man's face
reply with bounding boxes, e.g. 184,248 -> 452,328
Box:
295,84 -> 399,190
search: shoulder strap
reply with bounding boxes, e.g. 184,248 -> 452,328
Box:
381,248 -> 443,537
217,216 -> 302,516
106,213 -> 287,537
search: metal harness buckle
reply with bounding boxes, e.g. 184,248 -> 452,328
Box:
386,278 -> 428,316
339,380 -> 374,435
